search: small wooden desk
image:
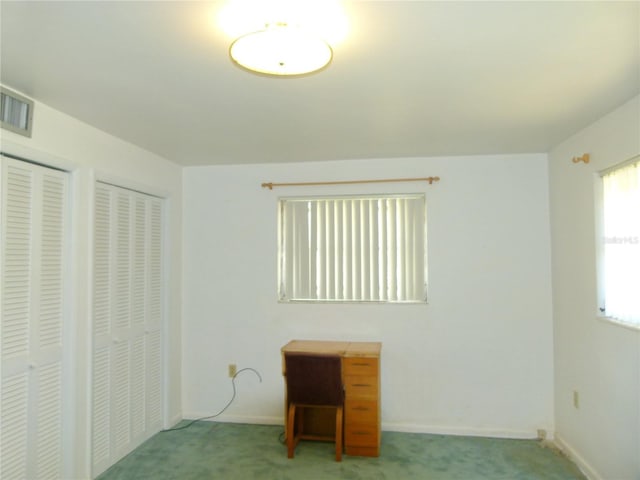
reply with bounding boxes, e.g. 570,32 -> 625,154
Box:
281,340 -> 382,457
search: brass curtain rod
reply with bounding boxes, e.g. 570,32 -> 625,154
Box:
261,176 -> 440,190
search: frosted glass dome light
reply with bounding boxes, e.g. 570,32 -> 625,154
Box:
229,23 -> 333,76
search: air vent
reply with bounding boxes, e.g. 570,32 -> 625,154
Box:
1,87 -> 34,138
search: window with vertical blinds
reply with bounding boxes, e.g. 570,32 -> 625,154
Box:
599,156 -> 640,327
278,194 -> 427,303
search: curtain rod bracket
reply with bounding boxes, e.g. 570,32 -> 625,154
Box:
572,153 -> 590,164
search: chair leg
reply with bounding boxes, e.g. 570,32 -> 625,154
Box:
287,404 -> 296,458
296,406 -> 304,437
335,406 -> 343,462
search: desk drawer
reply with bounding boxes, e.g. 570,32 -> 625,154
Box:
344,375 -> 378,398
343,357 -> 378,376
345,422 -> 379,447
345,399 -> 378,424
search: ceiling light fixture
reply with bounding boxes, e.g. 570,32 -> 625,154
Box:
229,22 -> 332,76
219,0 -> 347,77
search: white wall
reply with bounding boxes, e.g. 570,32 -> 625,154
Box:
549,95 -> 640,480
0,91 -> 183,479
5,85 -> 637,479
182,153 -> 554,438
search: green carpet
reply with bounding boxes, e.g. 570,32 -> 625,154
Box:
97,422 -> 586,480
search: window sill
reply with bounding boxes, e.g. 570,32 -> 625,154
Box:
597,315 -> 640,332
279,299 -> 428,305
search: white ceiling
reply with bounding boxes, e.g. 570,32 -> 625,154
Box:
1,1 -> 638,166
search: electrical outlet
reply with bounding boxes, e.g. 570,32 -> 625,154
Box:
228,364 -> 237,378
573,390 -> 579,409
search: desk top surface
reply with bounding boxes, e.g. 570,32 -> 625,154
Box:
282,340 -> 381,357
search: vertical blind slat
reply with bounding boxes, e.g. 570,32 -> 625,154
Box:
315,202 -> 324,299
351,200 -> 359,300
396,199 -> 405,300
403,200 -> 410,301
369,200 -> 378,301
378,200 -> 387,301
324,201 -> 330,300
283,202 -> 295,299
360,201 -> 368,301
342,200 -> 349,300
338,200 -> 343,299
387,199 -> 396,301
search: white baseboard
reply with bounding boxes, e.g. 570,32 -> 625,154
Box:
182,413 -> 541,440
182,412 -> 283,426
553,434 -> 602,480
165,413 -> 184,430
381,422 -> 538,440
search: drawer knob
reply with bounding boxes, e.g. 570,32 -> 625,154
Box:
353,383 -> 371,387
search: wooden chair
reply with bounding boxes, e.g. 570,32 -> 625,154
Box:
284,353 -> 344,461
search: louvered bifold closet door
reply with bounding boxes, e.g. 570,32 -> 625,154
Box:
1,156 -> 68,480
91,182 -> 164,478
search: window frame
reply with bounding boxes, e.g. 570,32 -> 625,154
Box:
277,193 -> 428,304
595,155 -> 640,330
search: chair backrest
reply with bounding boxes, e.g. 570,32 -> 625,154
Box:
285,353 -> 343,406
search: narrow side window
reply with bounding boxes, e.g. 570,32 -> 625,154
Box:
598,156 -> 640,327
